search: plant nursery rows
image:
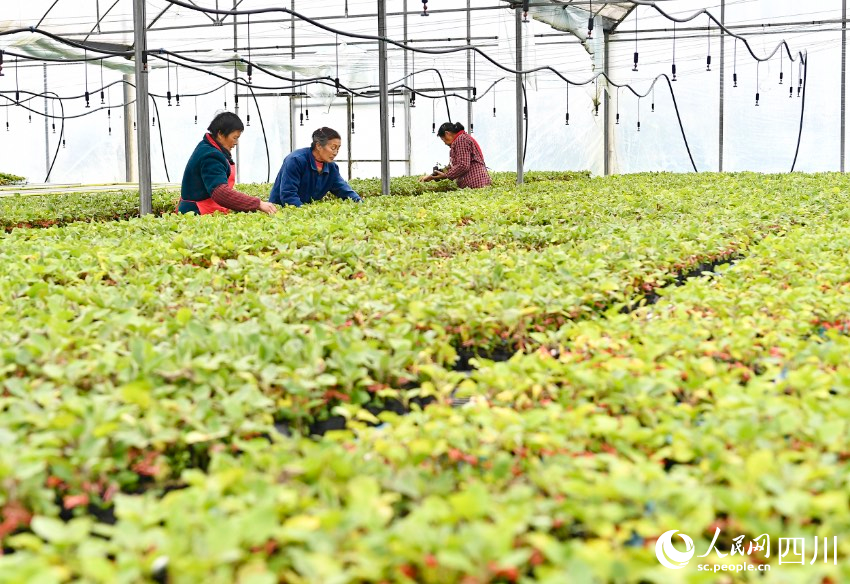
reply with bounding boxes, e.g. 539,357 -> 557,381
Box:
1,172 -> 849,583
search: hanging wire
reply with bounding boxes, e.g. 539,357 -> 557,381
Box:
633,8 -> 639,72
334,33 -> 340,93
616,86 -> 620,124
755,61 -> 760,106
223,84 -> 227,109
431,97 -> 435,132
247,14 -> 253,83
100,58 -> 105,104
706,15 -> 712,71
176,64 -> 181,105
246,84 -> 251,126
671,22 -> 677,81
798,60 -> 803,97
305,86 -> 309,120
84,50 -> 90,107
780,49 -> 784,85
587,0 -> 593,39
733,38 -> 738,87
789,58 -> 794,97
15,57 -> 20,103
167,56 -> 173,105
492,83 -> 496,117
594,77 -> 599,116
107,84 -> 112,136
194,95 -> 198,124
637,96 -> 641,132
652,84 -> 655,112
565,82 -> 569,125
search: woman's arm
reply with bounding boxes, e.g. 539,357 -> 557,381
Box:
210,183 -> 262,211
329,167 -> 363,202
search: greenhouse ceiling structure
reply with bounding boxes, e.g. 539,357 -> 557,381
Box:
1,0 -> 848,210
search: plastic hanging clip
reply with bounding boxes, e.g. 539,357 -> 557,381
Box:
671,63 -> 677,81
247,114 -> 251,127
616,113 -> 620,125
755,92 -> 760,107
101,90 -> 105,105
633,52 -> 639,72
565,112 -> 570,126
421,0 -> 429,16
176,94 -> 180,106
432,122 -> 435,133
637,121 -> 641,132
706,55 -> 712,71
85,91 -> 90,107
779,71 -> 784,85
167,91 -> 172,106
588,17 -> 594,39
733,73 -> 738,88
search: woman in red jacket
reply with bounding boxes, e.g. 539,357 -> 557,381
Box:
420,122 -> 491,189
177,112 -> 277,215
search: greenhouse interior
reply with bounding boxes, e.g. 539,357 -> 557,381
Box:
1,0 -> 850,583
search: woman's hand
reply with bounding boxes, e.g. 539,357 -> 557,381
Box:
258,201 -> 278,215
419,174 -> 434,183
431,171 -> 448,180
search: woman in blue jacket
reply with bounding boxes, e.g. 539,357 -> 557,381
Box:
269,127 -> 362,207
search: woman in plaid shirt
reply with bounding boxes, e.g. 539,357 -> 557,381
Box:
420,122 -> 491,189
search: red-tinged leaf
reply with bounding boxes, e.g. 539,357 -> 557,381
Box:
63,493 -> 90,510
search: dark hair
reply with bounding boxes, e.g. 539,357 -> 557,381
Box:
437,122 -> 464,137
208,112 -> 244,138
311,127 -> 342,148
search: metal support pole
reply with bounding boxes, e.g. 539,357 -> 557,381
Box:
604,29 -> 611,176
43,64 -> 50,180
347,94 -> 353,179
719,0 -> 725,172
403,0 -> 412,175
233,0 -> 240,179
378,0 -> 391,196
467,0 -> 473,131
842,0 -> 847,172
132,0 -> 152,214
123,73 -> 138,182
515,7 -> 524,185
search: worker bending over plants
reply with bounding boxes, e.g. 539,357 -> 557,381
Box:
177,112 -> 278,215
269,127 -> 363,207
420,122 -> 491,189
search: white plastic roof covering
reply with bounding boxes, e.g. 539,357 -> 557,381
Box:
0,0 -> 845,185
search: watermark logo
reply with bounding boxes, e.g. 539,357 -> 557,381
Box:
655,530 -> 695,570
654,528 -> 838,572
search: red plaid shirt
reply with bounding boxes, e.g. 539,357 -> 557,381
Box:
444,131 -> 491,189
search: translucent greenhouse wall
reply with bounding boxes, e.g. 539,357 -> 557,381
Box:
1,0 -> 847,185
